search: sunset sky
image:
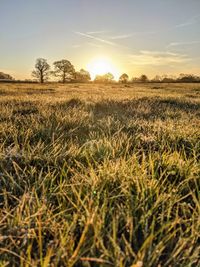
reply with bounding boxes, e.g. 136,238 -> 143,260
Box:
1,0 -> 200,80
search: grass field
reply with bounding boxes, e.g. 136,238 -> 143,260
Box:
0,82 -> 200,267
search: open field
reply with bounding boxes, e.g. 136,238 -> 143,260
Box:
0,82 -> 200,267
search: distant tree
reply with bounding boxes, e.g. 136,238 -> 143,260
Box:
53,60 -> 75,83
75,69 -> 91,82
104,72 -> 114,82
140,74 -> 148,82
119,73 -> 129,83
0,72 -> 13,80
160,74 -> 175,83
131,77 -> 140,83
178,73 -> 200,82
94,72 -> 114,83
152,75 -> 162,82
32,58 -> 50,83
94,75 -> 103,83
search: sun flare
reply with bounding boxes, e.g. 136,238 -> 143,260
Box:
86,57 -> 120,80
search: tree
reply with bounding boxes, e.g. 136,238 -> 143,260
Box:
94,72 -> 114,83
104,72 -> 114,82
0,72 -> 13,80
152,75 -> 162,82
131,77 -> 140,83
32,58 -> 50,83
119,73 -> 129,83
53,60 -> 75,83
161,75 -> 175,83
94,75 -> 103,83
75,69 -> 91,82
178,73 -> 200,82
140,74 -> 148,82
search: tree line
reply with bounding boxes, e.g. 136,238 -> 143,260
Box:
31,58 -> 200,83
32,58 -> 91,83
1,57 -> 200,83
0,72 -> 14,81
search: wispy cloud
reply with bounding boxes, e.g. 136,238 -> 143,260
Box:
175,14 -> 200,28
110,34 -> 133,40
168,40 -> 200,47
74,30 -> 157,48
86,30 -> 108,35
110,31 -> 156,40
128,50 -> 190,66
74,31 -> 117,46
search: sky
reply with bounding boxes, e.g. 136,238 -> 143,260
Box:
1,0 -> 200,80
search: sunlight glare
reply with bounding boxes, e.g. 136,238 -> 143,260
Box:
86,57 -> 120,80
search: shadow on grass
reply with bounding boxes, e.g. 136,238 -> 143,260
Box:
92,97 -> 200,120
24,88 -> 56,95
50,98 -> 84,110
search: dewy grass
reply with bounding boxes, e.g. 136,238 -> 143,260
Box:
0,82 -> 199,266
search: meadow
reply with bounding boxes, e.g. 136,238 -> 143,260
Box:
0,82 -> 199,267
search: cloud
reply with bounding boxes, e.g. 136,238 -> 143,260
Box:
110,34 -> 133,40
86,30 -> 108,35
110,31 -> 156,40
175,15 -> 200,28
128,50 -> 190,66
168,41 -> 200,47
74,31 -> 117,46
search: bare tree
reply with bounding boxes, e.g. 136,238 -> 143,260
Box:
119,73 -> 129,83
32,58 -> 50,83
53,60 -> 75,83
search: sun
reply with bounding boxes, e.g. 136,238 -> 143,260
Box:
86,57 -> 120,80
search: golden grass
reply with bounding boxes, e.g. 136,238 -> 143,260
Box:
0,82 -> 199,266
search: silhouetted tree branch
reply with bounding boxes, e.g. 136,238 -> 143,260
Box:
53,60 -> 75,83
32,58 -> 50,83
